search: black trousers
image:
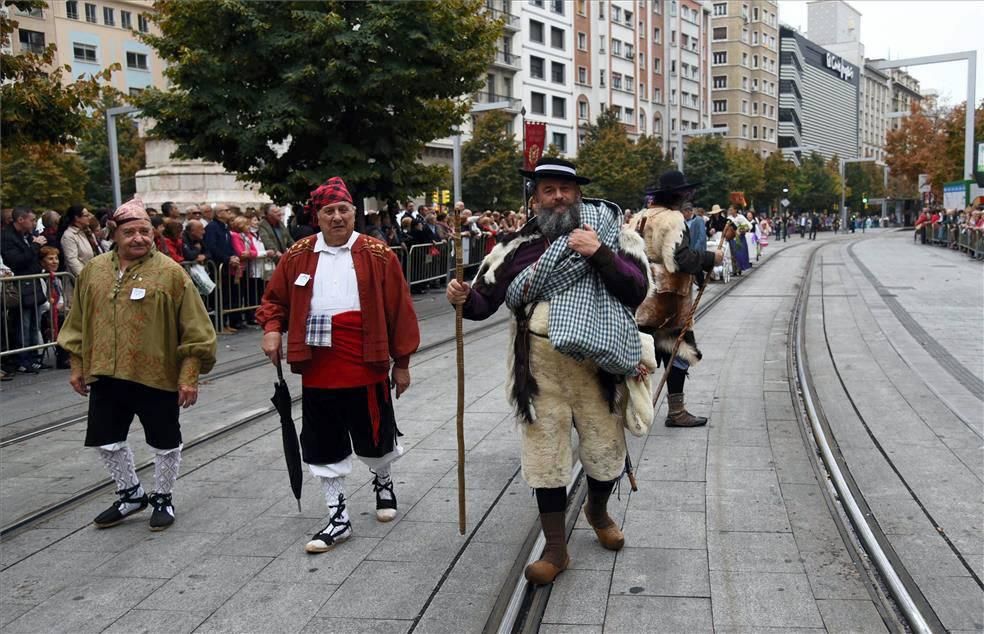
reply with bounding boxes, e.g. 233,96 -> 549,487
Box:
85,377 -> 181,449
300,383 -> 400,465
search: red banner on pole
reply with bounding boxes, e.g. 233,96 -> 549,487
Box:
524,122 -> 546,171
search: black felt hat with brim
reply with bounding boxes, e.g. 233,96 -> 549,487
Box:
519,157 -> 591,185
645,169 -> 701,195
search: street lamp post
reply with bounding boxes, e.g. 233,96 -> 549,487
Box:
107,106 -> 140,209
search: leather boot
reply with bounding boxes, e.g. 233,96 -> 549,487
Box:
664,393 -> 708,427
583,482 -> 625,551
524,511 -> 570,585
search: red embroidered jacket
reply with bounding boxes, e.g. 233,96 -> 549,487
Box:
256,233 -> 420,375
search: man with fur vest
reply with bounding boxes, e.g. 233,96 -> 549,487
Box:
446,158 -> 652,585
631,170 -> 723,427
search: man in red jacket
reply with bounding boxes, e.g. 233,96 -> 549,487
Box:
256,177 -> 420,554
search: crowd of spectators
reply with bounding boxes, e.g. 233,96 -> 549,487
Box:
914,204 -> 984,258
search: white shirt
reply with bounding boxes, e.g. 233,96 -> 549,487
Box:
309,231 -> 361,316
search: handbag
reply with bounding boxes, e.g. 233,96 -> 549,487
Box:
3,277 -> 21,309
188,263 -> 217,296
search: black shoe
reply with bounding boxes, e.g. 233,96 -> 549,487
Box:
372,474 -> 398,522
305,495 -> 352,553
148,492 -> 175,531
93,484 -> 148,528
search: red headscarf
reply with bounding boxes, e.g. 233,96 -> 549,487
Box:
307,177 -> 353,213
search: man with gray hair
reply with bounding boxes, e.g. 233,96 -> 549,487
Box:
446,157 -> 652,585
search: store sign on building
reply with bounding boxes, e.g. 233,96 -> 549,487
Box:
825,53 -> 855,81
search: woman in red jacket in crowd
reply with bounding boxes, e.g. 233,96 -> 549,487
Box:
160,219 -> 185,263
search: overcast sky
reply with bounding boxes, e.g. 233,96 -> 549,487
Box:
778,1 -> 983,106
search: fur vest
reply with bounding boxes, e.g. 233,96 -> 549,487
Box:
628,206 -> 701,366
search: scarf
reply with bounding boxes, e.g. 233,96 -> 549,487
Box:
505,200 -> 641,376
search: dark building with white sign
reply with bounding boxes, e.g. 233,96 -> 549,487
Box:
778,25 -> 859,164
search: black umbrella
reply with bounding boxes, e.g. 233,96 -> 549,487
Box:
271,361 -> 303,512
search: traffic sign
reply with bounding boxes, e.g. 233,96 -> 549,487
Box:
780,198 -> 790,208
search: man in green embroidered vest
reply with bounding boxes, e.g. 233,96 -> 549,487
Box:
58,196 -> 217,531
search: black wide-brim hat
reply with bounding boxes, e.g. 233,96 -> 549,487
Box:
645,169 -> 700,195
519,157 -> 591,185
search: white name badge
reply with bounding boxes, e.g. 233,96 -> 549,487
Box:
295,273 -> 311,286
130,288 -> 146,300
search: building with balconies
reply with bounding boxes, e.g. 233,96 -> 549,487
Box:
709,0 -> 780,158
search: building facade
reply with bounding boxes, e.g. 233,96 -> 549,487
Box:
859,62 -> 890,161
709,0 -> 780,158
778,26 -> 859,164
9,0 -> 165,95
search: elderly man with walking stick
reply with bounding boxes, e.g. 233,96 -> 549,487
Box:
446,157 -> 655,585
256,177 -> 420,554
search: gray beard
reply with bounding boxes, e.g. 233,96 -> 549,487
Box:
537,204 -> 581,242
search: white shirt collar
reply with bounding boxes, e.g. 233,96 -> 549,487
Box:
314,231 -> 360,253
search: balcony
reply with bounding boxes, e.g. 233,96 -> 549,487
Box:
472,91 -> 522,112
485,7 -> 520,31
492,49 -> 521,71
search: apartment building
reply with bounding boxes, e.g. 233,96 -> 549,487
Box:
521,0 -> 577,154
778,25 -> 859,164
709,0 -> 780,157
860,62 -> 890,161
9,0 -> 165,95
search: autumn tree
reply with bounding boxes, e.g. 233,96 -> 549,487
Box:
724,146 -> 765,208
1,142 -> 88,209
461,110 -> 521,211
134,0 -> 501,208
884,102 -> 949,196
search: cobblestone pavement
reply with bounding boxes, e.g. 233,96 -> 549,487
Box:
3,230 -> 979,633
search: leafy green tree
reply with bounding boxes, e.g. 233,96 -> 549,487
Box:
75,90 -> 146,209
761,151 -> 798,214
682,136 -> 729,209
461,111 -> 521,211
793,153 -> 842,213
1,142 -> 88,209
844,162 -> 886,214
576,108 -> 671,210
724,146 -> 765,208
1,0 -> 116,149
134,0 -> 500,208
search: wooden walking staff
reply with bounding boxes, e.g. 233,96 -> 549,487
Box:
452,205 -> 467,535
651,219 -> 736,407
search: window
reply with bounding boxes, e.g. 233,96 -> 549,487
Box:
752,31 -> 759,45
73,42 -> 97,63
530,19 -> 544,43
653,58 -> 660,73
66,1 -> 78,20
753,102 -> 758,114
742,52 -> 749,67
128,87 -> 144,97
752,78 -> 759,91
639,53 -> 645,69
611,5 -> 621,21
625,42 -> 633,58
612,73 -> 622,90
712,27 -> 727,40
577,32 -> 587,50
530,55 -> 545,79
671,60 -> 676,75
531,92 -> 546,115
84,3 -> 97,22
653,87 -> 662,103
625,107 -> 634,122
576,0 -> 586,16
624,10 -> 633,25
137,14 -> 149,32
550,26 -> 564,49
599,69 -> 605,86
752,125 -> 758,139
752,6 -> 759,21
625,75 -> 634,93
753,54 -> 758,68
712,51 -> 726,65
551,0 -> 564,14
741,124 -> 748,138
713,75 -> 727,88
599,34 -> 605,53
713,2 -> 727,16
577,66 -> 588,84
551,61 -> 565,83
551,96 -> 565,118
713,99 -> 727,113
653,27 -> 660,43
612,39 -> 621,56
742,76 -> 748,90
121,11 -> 132,29
598,2 -> 604,19
552,132 -> 567,153
18,29 -> 45,54
653,116 -> 662,134
530,0 -> 544,6
126,51 -> 149,70
103,7 -> 115,26
16,5 -> 43,17
578,101 -> 588,119
741,28 -> 749,43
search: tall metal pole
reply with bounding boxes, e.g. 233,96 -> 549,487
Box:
840,158 -> 847,231
965,52 -> 976,180
107,113 -> 122,210
521,106 -> 527,210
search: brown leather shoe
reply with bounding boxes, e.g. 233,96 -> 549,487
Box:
524,511 -> 570,585
664,393 -> 708,427
583,507 -> 625,551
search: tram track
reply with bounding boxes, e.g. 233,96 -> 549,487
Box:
788,241 -> 949,633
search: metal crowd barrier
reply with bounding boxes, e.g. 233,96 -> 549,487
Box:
182,260 -> 222,332
1,271 -> 75,362
215,262 -> 265,328
406,241 -> 451,285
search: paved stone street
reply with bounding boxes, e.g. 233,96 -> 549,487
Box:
1,230 -> 981,633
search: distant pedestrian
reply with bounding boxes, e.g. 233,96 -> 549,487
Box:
688,206 -> 707,253
257,177 -> 420,554
809,213 -> 819,240
58,196 -> 216,531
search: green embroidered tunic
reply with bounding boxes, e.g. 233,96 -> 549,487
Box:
58,250 -> 217,391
